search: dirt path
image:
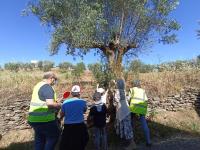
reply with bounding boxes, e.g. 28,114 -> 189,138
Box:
137,137 -> 200,150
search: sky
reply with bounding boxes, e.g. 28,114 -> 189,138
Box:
0,0 -> 199,67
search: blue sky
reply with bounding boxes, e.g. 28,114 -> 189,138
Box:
0,0 -> 199,67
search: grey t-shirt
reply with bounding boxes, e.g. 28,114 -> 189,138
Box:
38,84 -> 54,101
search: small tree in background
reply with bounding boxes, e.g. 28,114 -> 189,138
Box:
4,63 -> 20,72
21,63 -> 34,71
38,61 -> 43,70
59,62 -> 74,71
88,62 -> 114,87
42,61 -> 54,72
72,62 -> 86,81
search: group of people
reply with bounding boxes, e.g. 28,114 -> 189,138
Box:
28,71 -> 152,150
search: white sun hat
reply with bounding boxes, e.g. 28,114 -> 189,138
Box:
71,85 -> 81,93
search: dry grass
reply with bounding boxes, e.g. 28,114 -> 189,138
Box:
151,109 -> 200,134
0,71 -> 42,104
1,69 -> 200,104
127,70 -> 200,98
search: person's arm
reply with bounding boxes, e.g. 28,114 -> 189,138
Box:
46,99 -> 61,109
56,97 -> 64,103
87,107 -> 94,128
114,90 -> 120,103
101,89 -> 108,104
84,103 -> 87,113
40,85 -> 61,109
60,111 -> 64,119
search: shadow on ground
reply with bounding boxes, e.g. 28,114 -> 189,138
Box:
1,119 -> 200,150
0,141 -> 33,150
194,91 -> 200,117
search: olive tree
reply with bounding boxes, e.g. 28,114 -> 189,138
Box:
26,0 -> 180,78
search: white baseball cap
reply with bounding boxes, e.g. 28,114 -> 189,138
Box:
97,88 -> 105,94
71,85 -> 81,93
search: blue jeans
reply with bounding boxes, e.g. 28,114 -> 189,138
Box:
29,120 -> 60,150
132,114 -> 151,144
93,127 -> 108,150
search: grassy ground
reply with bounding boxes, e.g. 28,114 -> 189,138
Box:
0,109 -> 200,150
0,69 -> 200,149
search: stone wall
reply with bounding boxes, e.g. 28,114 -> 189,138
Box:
148,87 -> 200,112
0,98 -> 30,136
0,87 -> 199,136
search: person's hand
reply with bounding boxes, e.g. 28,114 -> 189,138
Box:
56,102 -> 62,109
56,97 -> 64,103
96,83 -> 99,90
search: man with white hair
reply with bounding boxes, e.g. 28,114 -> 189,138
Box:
59,85 -> 89,150
28,71 -> 61,150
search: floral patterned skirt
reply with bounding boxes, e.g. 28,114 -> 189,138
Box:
115,114 -> 133,140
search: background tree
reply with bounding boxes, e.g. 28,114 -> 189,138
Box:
42,61 -> 54,72
72,62 -> 86,80
27,0 -> 180,78
38,61 -> 43,70
59,62 -> 74,70
128,59 -> 155,73
4,63 -> 20,72
88,62 -> 114,87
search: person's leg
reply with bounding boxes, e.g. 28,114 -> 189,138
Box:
59,128 -> 66,150
43,121 -> 60,150
33,126 -> 45,150
93,127 -> 101,150
29,123 -> 46,150
101,127 -> 108,150
139,115 -> 151,145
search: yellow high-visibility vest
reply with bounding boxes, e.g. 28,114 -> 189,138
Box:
28,81 -> 56,122
129,87 -> 148,115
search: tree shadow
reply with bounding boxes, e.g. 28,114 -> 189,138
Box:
0,141 -> 34,150
194,91 -> 200,117
1,119 -> 200,150
86,119 -> 200,150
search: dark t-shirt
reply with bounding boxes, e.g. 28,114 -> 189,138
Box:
38,84 -> 54,101
89,103 -> 107,128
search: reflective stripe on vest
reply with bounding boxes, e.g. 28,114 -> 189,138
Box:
28,81 -> 56,122
129,87 -> 148,115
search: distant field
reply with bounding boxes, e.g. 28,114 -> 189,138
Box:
0,69 -> 200,104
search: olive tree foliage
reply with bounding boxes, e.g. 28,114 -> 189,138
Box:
26,0 -> 180,77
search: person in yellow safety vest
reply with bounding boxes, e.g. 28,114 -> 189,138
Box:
28,71 -> 62,150
129,80 -> 152,147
